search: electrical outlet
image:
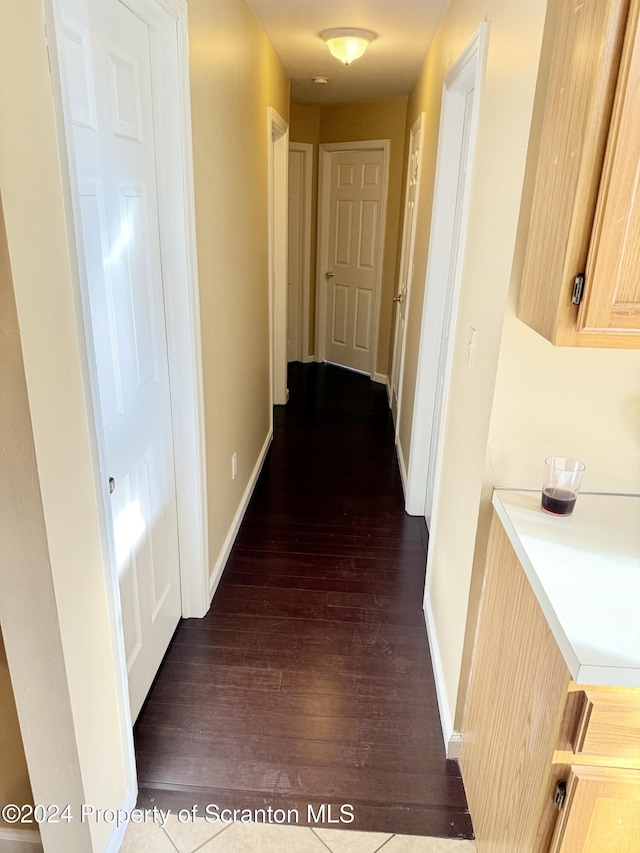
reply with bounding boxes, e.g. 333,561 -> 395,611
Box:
231,452 -> 238,480
466,326 -> 476,368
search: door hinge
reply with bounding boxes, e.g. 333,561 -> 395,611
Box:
553,780 -> 567,810
571,273 -> 585,306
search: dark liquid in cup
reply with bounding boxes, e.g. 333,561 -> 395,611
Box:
541,487 -> 576,515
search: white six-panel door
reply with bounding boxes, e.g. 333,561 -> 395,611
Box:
60,0 -> 182,720
319,144 -> 389,375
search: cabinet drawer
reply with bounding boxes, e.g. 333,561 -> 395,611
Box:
558,686 -> 640,761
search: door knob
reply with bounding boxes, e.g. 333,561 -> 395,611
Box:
326,271 -> 335,279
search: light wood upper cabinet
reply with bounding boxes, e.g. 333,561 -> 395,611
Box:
517,0 -> 640,348
580,0 -> 640,337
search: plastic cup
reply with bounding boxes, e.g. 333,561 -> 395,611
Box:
541,457 -> 586,516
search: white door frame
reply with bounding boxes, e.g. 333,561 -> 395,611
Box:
405,24 -> 489,518
391,112 -> 425,434
289,141 -> 313,363
46,0 -> 208,804
315,139 -> 390,376
268,108 -> 289,408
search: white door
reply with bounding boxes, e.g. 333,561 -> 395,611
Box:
60,0 -> 181,719
320,145 -> 388,374
391,115 -> 424,426
425,88 -> 475,524
287,149 -> 302,362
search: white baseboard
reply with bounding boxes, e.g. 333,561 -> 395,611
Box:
105,789 -> 136,853
447,730 -> 462,760
396,437 -> 408,498
371,371 -> 387,386
0,829 -> 42,853
208,429 -> 273,602
302,354 -> 314,364
423,592 -> 454,750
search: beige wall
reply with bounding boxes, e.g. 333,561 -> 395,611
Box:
457,0 -> 640,724
397,0 -> 552,733
0,200 -> 33,827
289,103 -> 320,354
290,98 -> 408,376
187,0 -> 289,584
399,0 -> 640,737
0,631 -> 32,828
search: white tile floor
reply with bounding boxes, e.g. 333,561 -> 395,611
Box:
120,818 -> 476,853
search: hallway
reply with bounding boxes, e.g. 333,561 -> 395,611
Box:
134,363 -> 472,839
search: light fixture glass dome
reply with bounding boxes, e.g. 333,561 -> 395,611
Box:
321,28 -> 376,66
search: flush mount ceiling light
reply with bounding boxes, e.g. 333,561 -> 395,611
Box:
321,28 -> 376,66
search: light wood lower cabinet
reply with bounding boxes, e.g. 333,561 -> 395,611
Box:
460,512 -> 640,851
549,766 -> 640,852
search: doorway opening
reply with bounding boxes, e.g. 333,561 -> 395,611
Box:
287,141 -> 313,364
268,108 -> 290,408
405,25 -> 489,527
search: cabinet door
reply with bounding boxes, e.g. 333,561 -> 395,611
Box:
516,0 -> 629,346
460,516 -> 570,851
579,0 -> 640,338
550,766 -> 640,852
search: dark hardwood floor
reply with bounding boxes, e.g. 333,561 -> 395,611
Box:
135,362 -> 473,838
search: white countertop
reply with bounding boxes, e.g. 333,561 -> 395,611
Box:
492,489 -> 640,689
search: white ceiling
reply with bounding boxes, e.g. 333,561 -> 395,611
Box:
245,0 -> 450,104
